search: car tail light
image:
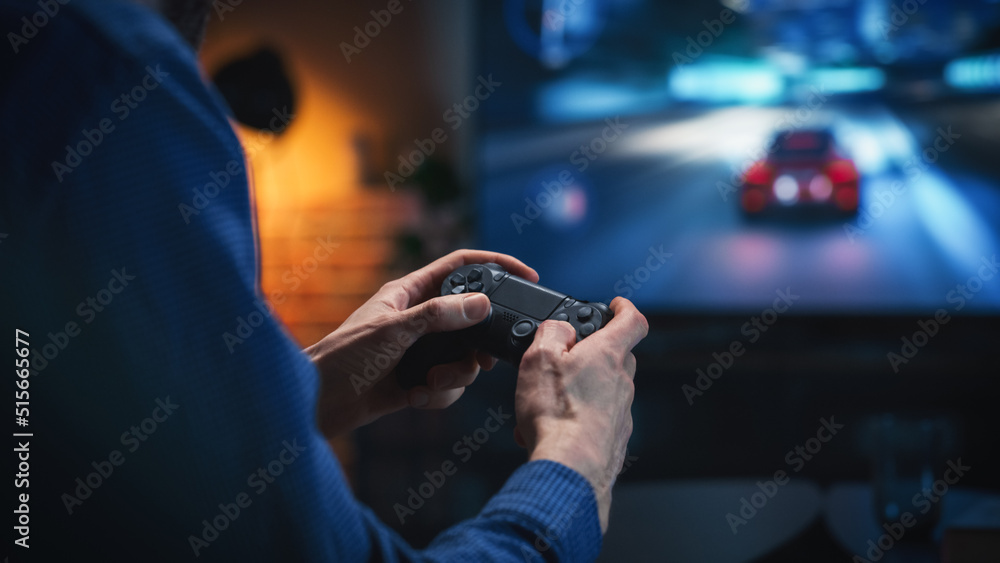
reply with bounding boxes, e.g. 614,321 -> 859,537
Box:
834,186 -> 858,211
743,161 -> 773,186
825,159 -> 858,187
742,188 -> 766,213
825,159 -> 859,211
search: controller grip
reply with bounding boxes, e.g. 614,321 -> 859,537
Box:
395,331 -> 471,389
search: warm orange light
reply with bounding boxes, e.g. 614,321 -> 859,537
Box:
198,46 -> 406,348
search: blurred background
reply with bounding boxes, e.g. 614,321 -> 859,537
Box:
202,0 -> 1000,560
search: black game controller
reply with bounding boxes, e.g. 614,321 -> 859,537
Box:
395,263 -> 613,389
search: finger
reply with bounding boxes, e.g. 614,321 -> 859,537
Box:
408,386 -> 465,410
401,293 -> 491,336
366,375 -> 410,417
476,350 -> 497,371
580,297 -> 649,353
426,354 -> 481,390
524,320 -> 577,359
398,250 -> 539,306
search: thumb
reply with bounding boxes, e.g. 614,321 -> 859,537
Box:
402,293 -> 491,336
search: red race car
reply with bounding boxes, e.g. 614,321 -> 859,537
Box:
741,128 -> 860,216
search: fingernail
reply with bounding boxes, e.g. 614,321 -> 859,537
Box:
463,294 -> 489,321
411,391 -> 429,407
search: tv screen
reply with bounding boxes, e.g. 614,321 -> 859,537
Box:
475,0 -> 1000,315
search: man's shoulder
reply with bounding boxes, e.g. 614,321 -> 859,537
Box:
0,0 -> 238,195
1,0 -> 206,118
2,0 -> 194,65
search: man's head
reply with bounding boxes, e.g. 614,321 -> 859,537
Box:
132,0 -> 213,49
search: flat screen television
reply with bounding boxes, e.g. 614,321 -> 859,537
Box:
474,0 -> 1000,317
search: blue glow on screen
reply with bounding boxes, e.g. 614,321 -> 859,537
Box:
668,59 -> 784,104
945,53 -> 1000,91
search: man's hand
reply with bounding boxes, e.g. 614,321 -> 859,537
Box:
513,297 -> 648,533
306,250 -> 538,438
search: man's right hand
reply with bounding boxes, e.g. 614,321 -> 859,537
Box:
513,297 -> 648,534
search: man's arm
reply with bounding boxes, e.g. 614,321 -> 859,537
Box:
518,298 -> 648,532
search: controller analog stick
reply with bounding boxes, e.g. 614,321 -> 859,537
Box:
511,319 -> 536,344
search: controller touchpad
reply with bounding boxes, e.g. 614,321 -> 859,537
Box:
491,278 -> 564,319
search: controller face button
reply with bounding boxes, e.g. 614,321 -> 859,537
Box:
553,312 -> 569,322
580,322 -> 595,337
467,268 -> 483,282
468,281 -> 484,293
450,285 -> 467,295
511,319 -> 536,341
449,273 -> 466,286
576,306 -> 593,321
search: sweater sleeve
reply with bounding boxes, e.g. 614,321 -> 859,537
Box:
360,460 -> 602,562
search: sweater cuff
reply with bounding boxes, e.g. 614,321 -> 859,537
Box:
481,460 -> 602,561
